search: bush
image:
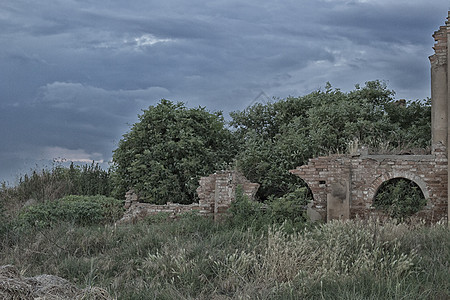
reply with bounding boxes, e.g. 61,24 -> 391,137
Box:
267,187 -> 309,224
373,178 -> 427,219
112,99 -> 237,204
227,186 -> 267,229
0,196 -> 10,240
15,195 -> 123,229
0,163 -> 112,218
231,81 -> 431,200
228,186 -> 310,231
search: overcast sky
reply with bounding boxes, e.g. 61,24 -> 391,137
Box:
0,0 -> 449,183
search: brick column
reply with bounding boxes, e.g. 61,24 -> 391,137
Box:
431,13 -> 450,223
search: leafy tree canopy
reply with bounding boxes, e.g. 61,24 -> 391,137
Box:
231,80 -> 431,200
112,99 -> 237,204
111,81 -> 431,204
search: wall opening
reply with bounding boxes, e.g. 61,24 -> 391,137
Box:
373,177 -> 427,219
292,179 -> 321,222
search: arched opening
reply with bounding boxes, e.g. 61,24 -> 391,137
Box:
290,178 -> 320,222
373,177 -> 427,219
266,176 -> 316,223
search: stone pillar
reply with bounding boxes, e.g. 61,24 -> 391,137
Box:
430,26 -> 448,148
431,13 -> 450,223
326,171 -> 350,221
431,58 -> 448,146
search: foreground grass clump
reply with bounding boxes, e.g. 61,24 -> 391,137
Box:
1,213 -> 448,299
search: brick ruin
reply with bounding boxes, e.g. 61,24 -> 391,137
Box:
118,170 -> 259,223
120,13 -> 450,224
290,12 -> 450,223
290,144 -> 447,222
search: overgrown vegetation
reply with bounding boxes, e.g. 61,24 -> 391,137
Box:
112,99 -> 237,203
230,80 -> 431,200
0,210 -> 448,299
374,178 -> 427,219
15,195 -> 123,230
109,81 -> 431,203
0,162 -> 112,218
227,186 -> 310,232
0,80 -> 443,299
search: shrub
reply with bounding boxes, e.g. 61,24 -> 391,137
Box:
112,99 -> 237,203
373,178 -> 427,219
0,163 -> 112,219
227,186 -> 267,229
15,195 -> 123,229
0,196 -> 10,241
231,81 -> 431,200
228,186 -> 310,231
267,187 -> 309,225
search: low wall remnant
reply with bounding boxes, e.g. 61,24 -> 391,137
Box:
118,170 -> 259,223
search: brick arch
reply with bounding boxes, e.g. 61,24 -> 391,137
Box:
290,153 -> 447,222
295,176 -> 325,206
367,172 -> 431,206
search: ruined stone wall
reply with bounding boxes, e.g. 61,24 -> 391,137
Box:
290,143 -> 448,223
196,170 -> 259,219
289,12 -> 450,223
118,170 -> 259,223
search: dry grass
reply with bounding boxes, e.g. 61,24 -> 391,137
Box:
0,264 -> 112,300
1,214 -> 448,299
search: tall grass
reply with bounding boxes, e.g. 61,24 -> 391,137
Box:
0,214 -> 448,299
0,170 -> 448,299
0,162 -> 112,218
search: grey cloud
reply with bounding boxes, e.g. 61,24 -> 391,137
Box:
0,0 -> 448,182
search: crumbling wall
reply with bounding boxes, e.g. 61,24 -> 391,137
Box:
290,143 -> 448,223
196,170 -> 259,220
118,170 -> 259,223
290,12 -> 450,223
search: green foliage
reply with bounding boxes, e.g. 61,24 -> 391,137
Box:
228,186 -> 310,231
266,187 -> 309,225
112,99 -> 237,204
0,162 -> 112,213
15,195 -> 123,229
66,162 -> 112,197
374,178 -> 427,219
231,80 -> 431,200
0,191 -> 10,241
227,186 -> 267,229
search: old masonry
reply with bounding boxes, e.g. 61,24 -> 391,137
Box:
120,13 -> 450,224
290,12 -> 450,223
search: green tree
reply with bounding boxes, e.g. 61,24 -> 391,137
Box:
112,100 -> 237,204
231,81 -> 431,200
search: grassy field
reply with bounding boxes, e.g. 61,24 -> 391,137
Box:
1,211 -> 449,299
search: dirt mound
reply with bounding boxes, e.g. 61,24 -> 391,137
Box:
0,265 -> 111,300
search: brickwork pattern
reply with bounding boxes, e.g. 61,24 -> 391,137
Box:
430,25 -> 448,67
290,143 -> 448,223
118,170 -> 259,223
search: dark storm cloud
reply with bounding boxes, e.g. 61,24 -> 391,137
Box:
0,0 -> 448,182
